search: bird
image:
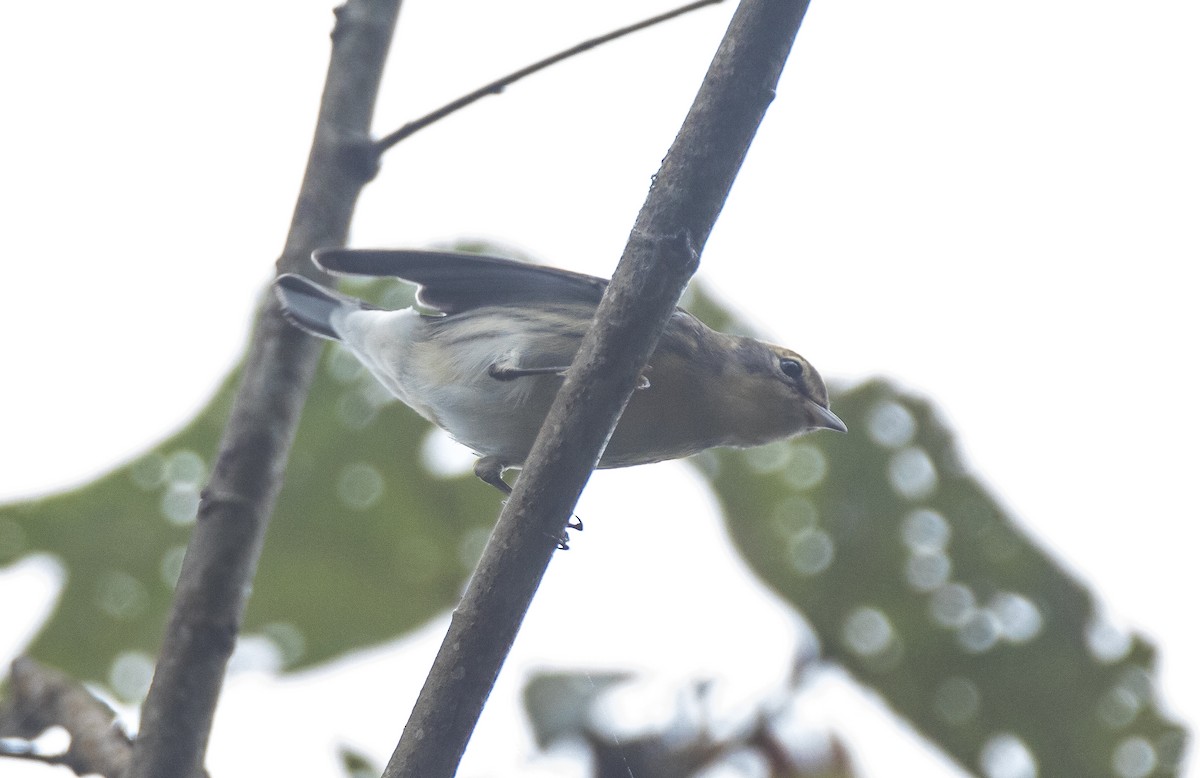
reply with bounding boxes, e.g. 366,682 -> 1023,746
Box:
275,249 -> 846,496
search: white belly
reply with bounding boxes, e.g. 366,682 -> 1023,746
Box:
333,306 -> 577,465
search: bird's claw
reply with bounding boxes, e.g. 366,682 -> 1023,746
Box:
556,515 -> 584,550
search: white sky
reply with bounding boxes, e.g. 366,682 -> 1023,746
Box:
1,1 -> 1197,776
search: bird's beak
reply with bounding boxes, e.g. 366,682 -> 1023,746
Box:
808,401 -> 848,433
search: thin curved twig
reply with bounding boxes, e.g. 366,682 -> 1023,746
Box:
373,0 -> 725,156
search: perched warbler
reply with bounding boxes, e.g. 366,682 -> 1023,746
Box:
275,249 -> 846,493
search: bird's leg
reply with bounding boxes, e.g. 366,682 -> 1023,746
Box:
487,362 -> 571,381
489,354 -> 649,389
473,456 -> 512,494
475,457 -> 583,549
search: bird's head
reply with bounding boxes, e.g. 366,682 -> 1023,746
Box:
718,339 -> 847,444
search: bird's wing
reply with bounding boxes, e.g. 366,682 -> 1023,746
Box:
312,249 -> 608,315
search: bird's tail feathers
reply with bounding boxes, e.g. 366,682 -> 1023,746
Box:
274,274 -> 365,341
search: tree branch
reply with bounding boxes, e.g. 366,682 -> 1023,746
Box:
372,0 -> 725,156
125,2 -> 404,776
382,0 -> 813,775
0,657 -> 132,778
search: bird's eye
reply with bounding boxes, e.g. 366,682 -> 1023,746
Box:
779,358 -> 804,380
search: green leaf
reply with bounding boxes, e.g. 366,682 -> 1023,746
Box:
698,378 -> 1187,777
338,744 -> 381,778
522,669 -> 863,777
0,280 -> 498,697
523,670 -> 631,748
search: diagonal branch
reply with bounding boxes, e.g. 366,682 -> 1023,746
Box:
372,0 -> 725,156
0,657 -> 133,778
382,0 -> 814,775
124,2 -> 404,776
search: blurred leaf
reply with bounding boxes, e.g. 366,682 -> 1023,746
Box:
338,744 -> 381,778
524,670 -> 631,748
523,669 -> 862,778
685,280 -> 1188,778
0,280 -> 499,697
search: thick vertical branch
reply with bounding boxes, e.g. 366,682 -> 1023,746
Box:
126,2 -> 403,777
383,1 -> 813,776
